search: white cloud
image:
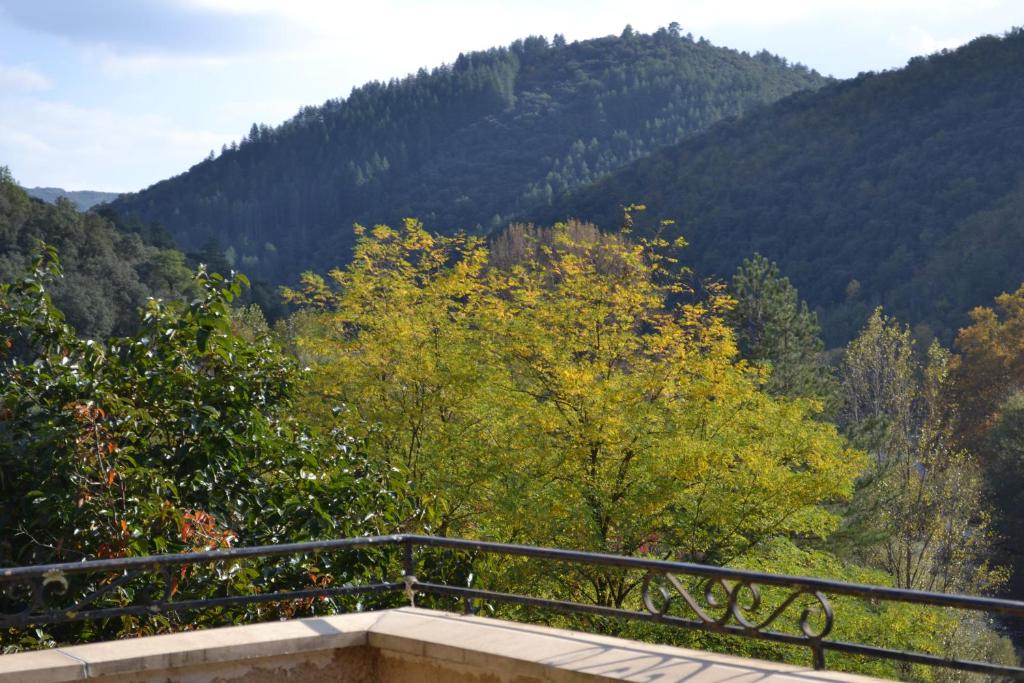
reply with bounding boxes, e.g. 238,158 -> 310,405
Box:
0,62 -> 51,90
168,0 -> 1022,84
0,97 -> 230,191
78,43 -> 233,77
0,0 -> 286,73
678,0 -> 1009,27
888,26 -> 969,55
189,0 -> 1011,39
0,126 -> 53,154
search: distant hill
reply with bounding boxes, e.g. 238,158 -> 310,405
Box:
547,29 -> 1024,345
108,27 -> 828,283
2,170 -> 193,339
24,187 -> 121,211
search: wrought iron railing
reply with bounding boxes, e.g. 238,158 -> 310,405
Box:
1,535 -> 1022,678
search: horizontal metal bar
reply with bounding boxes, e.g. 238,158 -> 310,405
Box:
0,535 -> 405,581
403,535 -> 1024,616
1,582 -> 403,629
823,639 -> 1024,678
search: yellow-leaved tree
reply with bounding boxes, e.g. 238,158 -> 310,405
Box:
475,224 -> 861,570
951,283 -> 1024,448
283,222 -> 494,533
284,219 -> 862,589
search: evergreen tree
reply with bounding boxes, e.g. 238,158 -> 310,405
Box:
728,254 -> 832,400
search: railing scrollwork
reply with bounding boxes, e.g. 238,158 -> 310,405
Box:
641,570 -> 834,668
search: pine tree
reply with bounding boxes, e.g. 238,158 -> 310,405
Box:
728,254 -> 832,400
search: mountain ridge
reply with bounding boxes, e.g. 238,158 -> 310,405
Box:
108,27 -> 829,283
24,187 -> 122,211
542,29 -> 1024,344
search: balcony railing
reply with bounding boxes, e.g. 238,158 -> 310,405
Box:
2,535 -> 1022,678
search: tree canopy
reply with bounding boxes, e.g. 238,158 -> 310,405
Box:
0,169 -> 194,339
0,248 -> 409,645
951,284 -> 1024,608
280,220 -> 1018,677
284,219 -> 862,565
728,254 -> 833,400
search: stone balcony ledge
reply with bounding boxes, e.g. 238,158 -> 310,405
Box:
0,607 -> 889,683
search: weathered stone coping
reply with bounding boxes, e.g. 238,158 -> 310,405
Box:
0,607 -> 890,683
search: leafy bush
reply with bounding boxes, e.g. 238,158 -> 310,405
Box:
0,247 -> 412,646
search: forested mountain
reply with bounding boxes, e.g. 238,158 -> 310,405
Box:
109,27 -> 827,283
0,168 -> 194,338
24,187 -> 121,211
546,29 -> 1024,345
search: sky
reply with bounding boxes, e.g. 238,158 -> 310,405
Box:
0,1 -> 1021,193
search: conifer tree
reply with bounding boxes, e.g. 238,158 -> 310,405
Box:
728,254 -> 832,400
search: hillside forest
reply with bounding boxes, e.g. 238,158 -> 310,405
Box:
3,24 -> 1024,682
104,29 -> 1024,350
108,27 -> 827,283
552,28 -> 1024,345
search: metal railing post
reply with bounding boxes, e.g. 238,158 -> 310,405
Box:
812,641 -> 825,671
402,537 -> 417,607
